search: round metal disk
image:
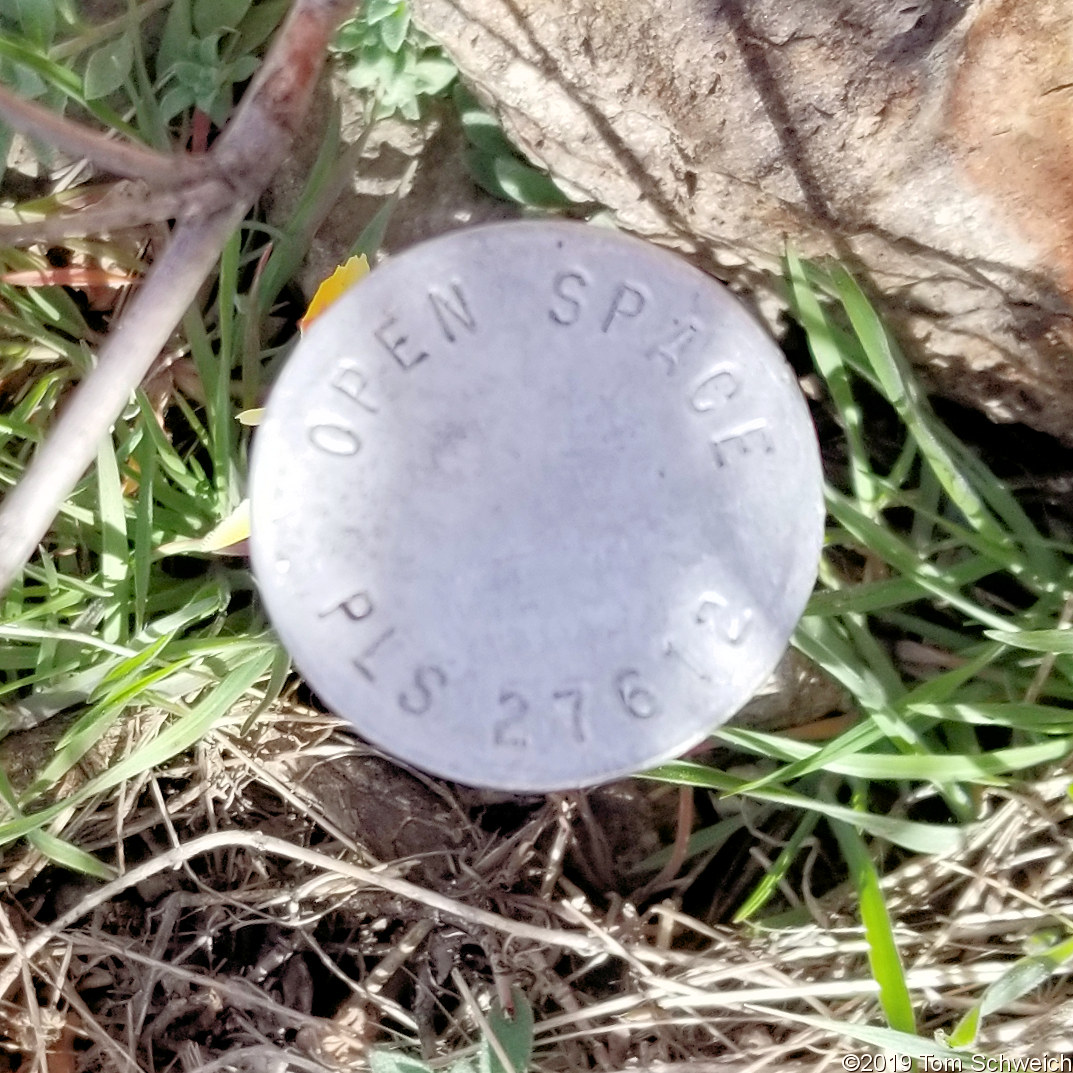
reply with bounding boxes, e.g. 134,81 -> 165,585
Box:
250,221 -> 825,791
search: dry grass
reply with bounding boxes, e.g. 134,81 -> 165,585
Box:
2,699 -> 1071,1071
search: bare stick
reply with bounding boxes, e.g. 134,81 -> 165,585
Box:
0,211 -> 244,585
0,83 -> 203,187
0,0 -> 354,595
0,183 -> 218,243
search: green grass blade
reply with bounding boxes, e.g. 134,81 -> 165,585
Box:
828,266 -> 1006,547
831,818 -> 915,1034
26,654 -> 185,796
133,392 -> 208,495
0,766 -> 114,878
26,828 -> 116,879
239,642 -> 290,733
723,718 -> 885,794
734,810 -> 819,923
793,614 -> 898,713
95,434 -> 131,644
907,701 -> 1073,732
948,933 -> 1073,1048
183,305 -> 235,514
635,814 -> 747,874
985,627 -> 1073,654
718,727 -> 1073,784
644,763 -> 968,854
0,646 -> 275,847
753,1007 -> 974,1063
807,555 -> 995,618
897,645 -> 1004,707
786,246 -> 878,511
255,98 -> 344,318
131,427 -> 157,633
826,489 -> 1012,631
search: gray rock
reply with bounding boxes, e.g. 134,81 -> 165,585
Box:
411,0 -> 1073,442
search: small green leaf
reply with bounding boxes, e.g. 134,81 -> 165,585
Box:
411,52 -> 457,96
15,0 -> 56,47
14,0 -> 54,46
347,44 -> 405,92
193,0 -> 251,38
156,0 -> 193,80
229,54 -> 259,84
158,83 -> 195,124
83,34 -> 134,100
475,152 -> 574,209
234,0 -> 289,53
455,84 -> 515,155
368,1051 -> 434,1073
479,990 -> 534,1073
365,0 -> 405,24
6,60 -> 48,101
195,33 -> 222,65
378,8 -> 411,52
201,87 -> 231,127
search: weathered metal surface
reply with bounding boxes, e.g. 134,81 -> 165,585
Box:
251,222 -> 824,790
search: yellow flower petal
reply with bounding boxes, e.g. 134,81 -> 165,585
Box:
157,499 -> 250,556
298,253 -> 370,332
237,407 -> 265,426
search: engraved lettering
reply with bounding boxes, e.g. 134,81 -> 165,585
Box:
601,282 -> 648,332
398,665 -> 447,715
648,319 -> 702,374
494,690 -> 530,747
352,627 -> 397,682
663,640 -> 713,683
697,593 -> 753,645
332,362 -> 379,413
615,670 -> 660,719
691,363 -> 742,410
548,270 -> 589,326
710,418 -> 774,466
308,422 -> 361,456
553,686 -> 586,742
320,590 -> 373,622
428,283 -> 477,343
375,316 -> 429,369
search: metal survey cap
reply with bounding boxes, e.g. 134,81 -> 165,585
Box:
250,221 -> 825,791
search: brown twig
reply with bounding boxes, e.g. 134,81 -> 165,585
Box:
0,83 -> 204,188
0,0 -> 355,594
0,180 -> 227,244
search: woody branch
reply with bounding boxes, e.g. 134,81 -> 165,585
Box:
0,0 -> 355,595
